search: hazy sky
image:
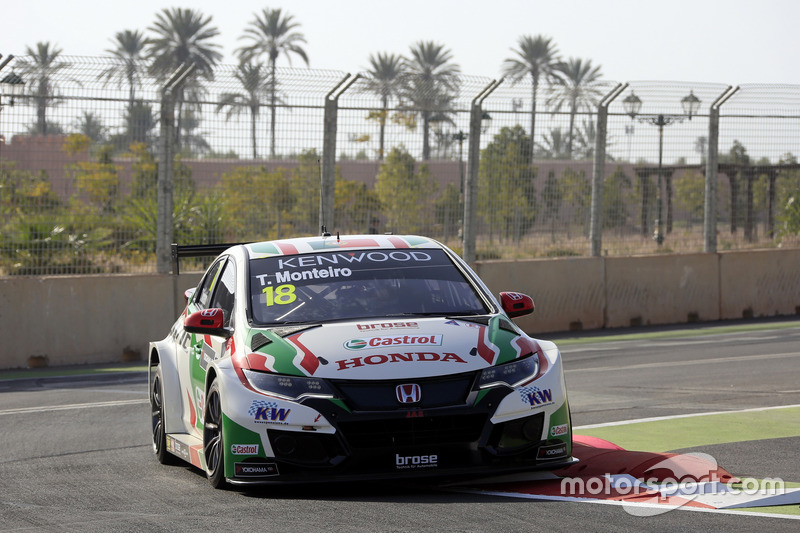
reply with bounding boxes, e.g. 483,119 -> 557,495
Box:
2,0 -> 798,84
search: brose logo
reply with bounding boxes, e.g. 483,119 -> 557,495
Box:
344,335 -> 443,350
231,444 -> 259,455
395,454 -> 438,469
357,322 -> 419,331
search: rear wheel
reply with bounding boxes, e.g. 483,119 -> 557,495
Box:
150,364 -> 176,464
203,379 -> 227,488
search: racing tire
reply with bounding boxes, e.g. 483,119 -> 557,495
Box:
150,364 -> 176,465
203,378 -> 227,489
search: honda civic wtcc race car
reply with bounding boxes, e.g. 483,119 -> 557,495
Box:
149,234 -> 573,488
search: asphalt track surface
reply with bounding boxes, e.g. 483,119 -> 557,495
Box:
0,318 -> 798,532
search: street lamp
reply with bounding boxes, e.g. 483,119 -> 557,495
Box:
453,112 -> 492,197
0,64 -> 25,158
0,71 -> 26,105
622,90 -> 701,245
451,112 -> 491,239
480,111 -> 492,134
453,130 -> 467,197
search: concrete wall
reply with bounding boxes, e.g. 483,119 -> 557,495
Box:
719,249 -> 800,319
1,250 -> 798,370
1,273 -> 202,370
474,257 -> 605,334
604,253 -> 721,327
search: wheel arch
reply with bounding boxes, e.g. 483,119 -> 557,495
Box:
149,339 -> 184,435
205,366 -> 219,396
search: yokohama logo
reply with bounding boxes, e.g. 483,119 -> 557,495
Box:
231,444 -> 259,455
234,462 -> 279,477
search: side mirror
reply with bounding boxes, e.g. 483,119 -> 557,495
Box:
184,308 -> 231,338
499,292 -> 535,318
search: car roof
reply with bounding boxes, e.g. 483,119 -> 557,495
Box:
244,234 -> 443,259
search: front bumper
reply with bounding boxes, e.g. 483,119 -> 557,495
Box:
220,360 -> 573,485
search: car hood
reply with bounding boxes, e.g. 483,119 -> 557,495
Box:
245,316 -> 540,380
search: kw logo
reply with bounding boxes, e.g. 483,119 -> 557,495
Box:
249,400 -> 292,424
520,386 -> 553,407
255,407 -> 291,422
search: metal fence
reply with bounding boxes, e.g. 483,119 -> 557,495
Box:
1,54 -> 798,275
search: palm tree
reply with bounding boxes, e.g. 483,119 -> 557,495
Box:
124,101 -> 158,146
98,30 -> 150,111
216,62 -> 272,158
16,42 -> 71,135
237,8 -> 309,158
74,111 -> 107,143
146,7 -> 222,148
536,128 -> 570,160
502,35 -> 561,163
547,58 -> 604,159
180,109 -> 211,157
404,41 -> 460,161
364,52 -> 406,160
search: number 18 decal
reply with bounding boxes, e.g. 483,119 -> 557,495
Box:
262,284 -> 297,306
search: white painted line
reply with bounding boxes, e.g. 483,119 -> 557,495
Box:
567,351 -> 799,373
0,398 -> 149,416
576,403 -> 800,430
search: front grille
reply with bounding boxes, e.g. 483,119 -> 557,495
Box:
332,373 -> 476,411
337,413 -> 486,449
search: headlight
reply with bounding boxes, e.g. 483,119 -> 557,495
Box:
478,355 -> 540,389
243,369 -> 337,401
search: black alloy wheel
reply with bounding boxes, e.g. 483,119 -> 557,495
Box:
204,379 -> 227,488
150,365 -> 175,464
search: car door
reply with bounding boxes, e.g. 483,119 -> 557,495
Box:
176,258 -> 226,436
186,257 -> 237,437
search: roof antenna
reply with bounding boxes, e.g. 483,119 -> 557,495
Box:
321,225 -> 331,237
336,231 -> 340,242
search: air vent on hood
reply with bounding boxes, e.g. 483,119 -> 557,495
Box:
250,333 -> 272,352
498,318 -> 518,333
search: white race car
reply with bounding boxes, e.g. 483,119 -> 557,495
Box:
149,234 -> 573,488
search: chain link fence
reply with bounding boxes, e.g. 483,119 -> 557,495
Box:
1,54 -> 798,275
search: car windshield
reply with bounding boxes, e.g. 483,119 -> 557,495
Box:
249,248 -> 489,325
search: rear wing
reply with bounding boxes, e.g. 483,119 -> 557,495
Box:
171,243 -> 247,275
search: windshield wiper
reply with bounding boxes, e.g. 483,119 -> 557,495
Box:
378,312 -> 451,318
445,314 -> 493,325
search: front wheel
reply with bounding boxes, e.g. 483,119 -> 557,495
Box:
150,364 -> 176,465
203,379 -> 227,489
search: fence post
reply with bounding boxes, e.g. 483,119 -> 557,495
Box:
156,64 -> 194,274
463,79 -> 502,263
590,83 -> 626,257
321,74 -> 360,234
704,86 -> 738,253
